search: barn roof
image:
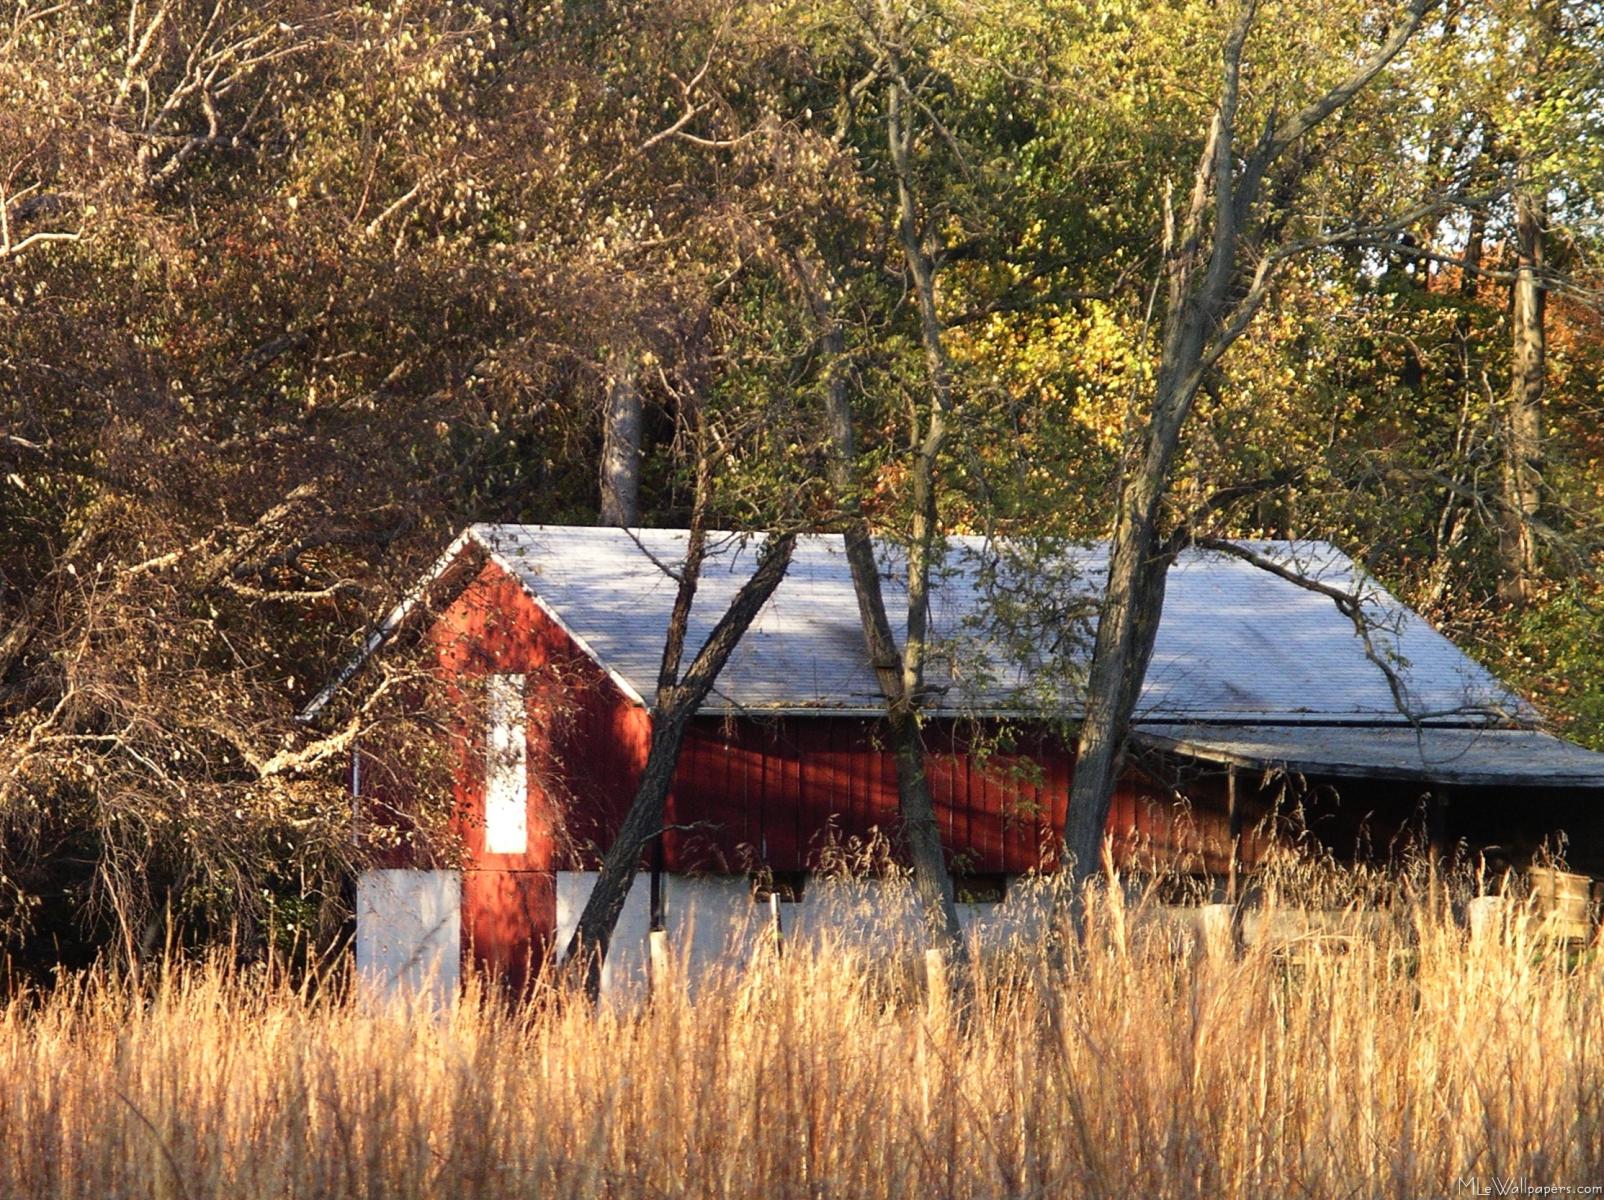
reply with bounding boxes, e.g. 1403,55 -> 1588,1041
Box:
485,525 -> 1538,724
304,524 -> 1534,730
299,525 -> 1604,786
1132,724 -> 1604,788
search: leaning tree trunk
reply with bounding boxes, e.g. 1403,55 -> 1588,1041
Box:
881,77 -> 969,957
599,348 -> 642,526
780,71 -> 970,968
564,702 -> 693,987
564,528 -> 797,1000
1499,185 -> 1545,606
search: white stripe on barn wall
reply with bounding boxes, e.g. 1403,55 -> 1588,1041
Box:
484,673 -> 528,854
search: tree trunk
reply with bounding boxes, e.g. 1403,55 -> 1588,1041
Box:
1459,206 -> 1485,298
804,280 -> 968,953
1499,185 -> 1544,606
886,705 -> 963,929
1060,0 -> 1432,884
563,703 -> 691,993
564,528 -> 797,999
1064,59 -> 1230,880
791,238 -> 967,959
599,348 -> 642,526
881,76 -> 968,957
1062,355 -> 1195,882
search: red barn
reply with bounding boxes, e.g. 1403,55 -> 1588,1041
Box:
302,526 -> 1604,996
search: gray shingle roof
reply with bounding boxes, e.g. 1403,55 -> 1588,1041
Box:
462,525 -> 1529,724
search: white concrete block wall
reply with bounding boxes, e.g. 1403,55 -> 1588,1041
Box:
663,875 -> 765,982
555,870 -> 1056,1000
556,872 -> 766,1002
355,868 -> 461,1007
555,871 -> 654,1001
963,883 -> 1057,946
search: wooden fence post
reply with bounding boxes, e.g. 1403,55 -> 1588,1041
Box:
648,929 -> 672,997
924,948 -> 949,1026
1465,895 -> 1506,944
1199,902 -> 1241,961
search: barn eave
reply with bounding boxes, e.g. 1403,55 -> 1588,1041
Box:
1133,723 -> 1604,789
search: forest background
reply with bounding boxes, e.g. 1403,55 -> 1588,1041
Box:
2,0 -> 1601,972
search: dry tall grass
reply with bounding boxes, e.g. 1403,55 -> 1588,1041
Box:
2,877 -> 1601,1199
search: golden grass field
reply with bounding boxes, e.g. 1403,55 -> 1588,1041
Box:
1,874 -> 1601,1199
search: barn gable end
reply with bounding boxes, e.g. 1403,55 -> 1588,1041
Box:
422,554 -> 652,988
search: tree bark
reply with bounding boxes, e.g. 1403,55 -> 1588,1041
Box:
795,263 -> 969,955
1459,206 -> 1485,299
1062,3 -> 1249,883
564,526 -> 797,999
1499,184 -> 1544,606
789,132 -> 968,962
1061,0 -> 1435,884
1062,339 -> 1197,882
879,76 -> 968,956
599,348 -> 643,526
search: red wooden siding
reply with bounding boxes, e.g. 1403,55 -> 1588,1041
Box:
426,558 -> 651,978
460,869 -> 553,995
423,555 -> 1273,892
430,561 -> 646,865
665,717 -> 1259,877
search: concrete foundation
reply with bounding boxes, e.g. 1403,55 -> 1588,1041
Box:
554,870 -> 1051,1001
355,868 -> 461,1006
